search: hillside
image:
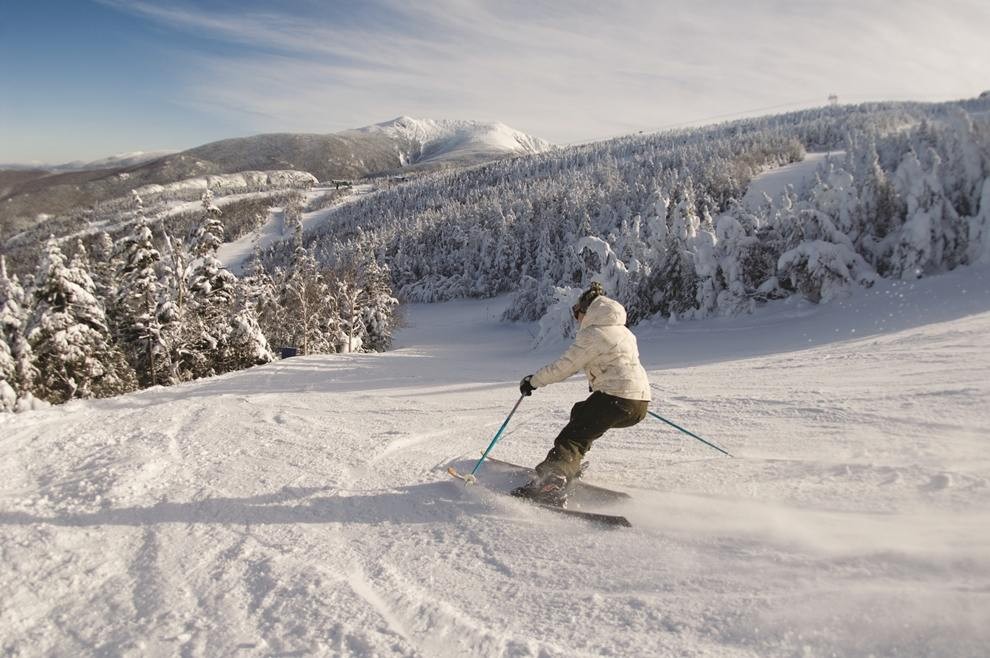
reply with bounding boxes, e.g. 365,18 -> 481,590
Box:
352,116 -> 554,168
270,96 -> 989,324
0,117 -> 552,239
1,263 -> 988,656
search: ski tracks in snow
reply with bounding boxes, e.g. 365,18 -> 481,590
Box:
3,284 -> 990,655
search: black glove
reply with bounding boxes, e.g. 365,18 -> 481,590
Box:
519,375 -> 536,396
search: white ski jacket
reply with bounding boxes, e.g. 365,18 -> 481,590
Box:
530,296 -> 651,401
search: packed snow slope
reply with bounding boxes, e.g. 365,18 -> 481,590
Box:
2,263 -> 989,656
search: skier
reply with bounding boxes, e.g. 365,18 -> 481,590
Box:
514,282 -> 651,505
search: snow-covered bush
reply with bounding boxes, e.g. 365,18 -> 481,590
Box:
533,286 -> 582,348
778,239 -> 877,303
967,179 -> 990,265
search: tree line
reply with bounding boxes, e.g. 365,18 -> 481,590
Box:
268,99 -> 988,341
1,191 -> 398,412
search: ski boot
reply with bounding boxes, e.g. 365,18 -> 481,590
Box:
575,460 -> 590,480
511,472 -> 569,507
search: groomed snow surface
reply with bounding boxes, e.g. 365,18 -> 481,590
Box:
2,262 -> 989,657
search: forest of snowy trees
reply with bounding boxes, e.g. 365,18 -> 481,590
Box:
0,191 -> 399,411
271,99 -> 989,342
3,96 -> 988,410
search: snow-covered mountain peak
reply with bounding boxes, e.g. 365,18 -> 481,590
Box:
356,116 -> 553,165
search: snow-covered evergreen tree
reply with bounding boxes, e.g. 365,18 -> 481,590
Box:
337,274 -> 366,354
70,239 -> 91,272
221,237 -> 275,369
280,218 -> 336,355
158,233 -> 198,382
0,256 -> 38,408
776,208 -> 877,303
192,189 -> 224,255
114,218 -> 170,386
809,164 -> 860,239
533,285 -> 583,346
357,252 -> 399,352
0,333 -> 15,412
224,306 -> 274,369
712,211 -> 757,316
185,192 -> 238,376
502,275 -> 561,323
645,189 -> 701,319
27,238 -> 136,403
940,108 -> 986,217
255,264 -> 288,351
967,179 -> 990,265
690,210 -> 720,319
851,139 -> 902,268
575,236 -> 634,310
889,149 -> 963,279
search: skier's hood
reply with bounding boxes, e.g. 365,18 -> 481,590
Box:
582,296 -> 626,328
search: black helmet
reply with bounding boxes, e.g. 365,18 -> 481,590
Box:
572,282 -> 605,319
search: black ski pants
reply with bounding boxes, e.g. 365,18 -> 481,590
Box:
535,391 -> 649,480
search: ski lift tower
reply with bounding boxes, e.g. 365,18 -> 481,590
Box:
828,93 -> 839,107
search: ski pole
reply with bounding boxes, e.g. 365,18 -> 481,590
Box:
469,394 -> 526,475
648,410 -> 733,457
448,395 -> 525,484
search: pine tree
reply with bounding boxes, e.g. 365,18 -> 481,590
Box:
158,232 -> 197,382
114,218 -> 170,387
691,208 -> 719,319
281,218 -> 336,355
70,239 -> 91,272
27,238 -> 136,403
185,191 -> 238,375
967,179 -> 990,265
222,236 -> 274,369
809,164 -> 859,239
941,108 -> 986,217
776,208 -> 877,303
888,149 -> 963,279
91,231 -> 120,302
224,280 -> 274,370
534,221 -> 556,281
0,255 -> 38,407
0,333 -> 15,412
853,139 -> 902,269
575,236 -> 633,308
225,308 -> 274,367
647,189 -> 701,318
255,265 -> 288,351
712,212 -> 757,316
357,252 -> 399,352
502,274 -> 555,322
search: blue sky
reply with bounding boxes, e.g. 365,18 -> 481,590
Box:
2,0 -> 988,164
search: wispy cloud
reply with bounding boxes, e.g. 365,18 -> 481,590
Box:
99,0 -> 990,143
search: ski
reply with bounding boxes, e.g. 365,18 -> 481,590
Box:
447,466 -> 632,528
532,502 -> 632,528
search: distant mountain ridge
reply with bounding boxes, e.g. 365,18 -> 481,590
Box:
182,117 -> 553,180
352,116 -> 553,167
0,151 -> 177,173
0,117 -> 553,237
60,150 -> 178,172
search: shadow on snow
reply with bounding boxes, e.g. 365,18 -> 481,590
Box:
0,480 -> 497,528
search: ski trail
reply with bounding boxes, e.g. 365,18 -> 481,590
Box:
345,567 -> 425,655
2,276 -> 989,656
